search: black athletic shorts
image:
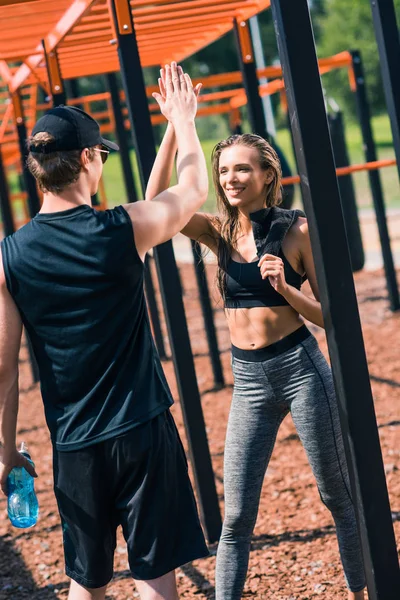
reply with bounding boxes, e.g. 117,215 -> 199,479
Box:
52,410 -> 209,588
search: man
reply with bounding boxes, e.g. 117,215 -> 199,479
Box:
0,63 -> 209,600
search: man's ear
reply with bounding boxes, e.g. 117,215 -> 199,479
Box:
80,148 -> 91,172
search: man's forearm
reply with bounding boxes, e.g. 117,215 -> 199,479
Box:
0,374 -> 19,452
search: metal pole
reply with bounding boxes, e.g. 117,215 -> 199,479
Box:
51,70 -> 100,207
106,72 -> 138,203
143,255 -> 167,361
351,50 -> 399,311
42,41 -> 67,107
327,109 -> 365,272
249,15 -> 277,138
369,0 -> 400,183
109,0 -> 221,542
106,72 -> 166,360
12,92 -> 41,217
65,79 -> 82,110
0,147 -> 15,237
233,18 -> 295,209
191,240 -> 224,389
233,18 -> 270,142
270,1 -> 400,597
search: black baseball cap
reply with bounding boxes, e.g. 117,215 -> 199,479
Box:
29,105 -> 119,154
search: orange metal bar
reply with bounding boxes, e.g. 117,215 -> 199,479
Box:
133,0 -> 258,17
348,64 -> 357,93
109,0 -> 133,35
43,43 -> 64,96
235,17 -> 253,63
0,103 -> 13,143
135,0 -> 260,23
11,92 -> 23,125
0,61 -> 12,85
281,159 -> 398,186
134,13 -> 238,31
9,0 -> 98,93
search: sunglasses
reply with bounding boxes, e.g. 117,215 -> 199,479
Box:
94,147 -> 110,164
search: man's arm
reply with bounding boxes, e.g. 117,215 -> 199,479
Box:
0,253 -> 36,495
124,62 -> 209,261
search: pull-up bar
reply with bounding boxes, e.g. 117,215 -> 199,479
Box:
281,158 -> 397,186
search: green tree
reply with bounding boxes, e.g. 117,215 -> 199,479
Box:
317,0 -> 400,117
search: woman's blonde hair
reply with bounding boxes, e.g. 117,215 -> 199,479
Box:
211,134 -> 283,299
27,132 -> 96,194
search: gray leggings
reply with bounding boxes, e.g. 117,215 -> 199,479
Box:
215,327 -> 366,598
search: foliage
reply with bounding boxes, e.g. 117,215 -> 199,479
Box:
317,0 -> 400,117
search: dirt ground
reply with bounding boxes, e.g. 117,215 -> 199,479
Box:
0,262 -> 399,600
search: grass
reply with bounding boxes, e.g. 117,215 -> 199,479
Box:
101,113 -> 400,214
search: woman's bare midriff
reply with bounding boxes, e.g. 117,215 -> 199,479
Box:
226,304 -> 304,350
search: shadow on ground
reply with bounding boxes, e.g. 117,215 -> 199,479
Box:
0,534 -> 68,599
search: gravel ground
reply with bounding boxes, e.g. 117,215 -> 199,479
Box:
0,263 -> 399,600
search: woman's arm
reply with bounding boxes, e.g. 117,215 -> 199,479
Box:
145,120 -> 219,250
145,121 -> 177,202
279,284 -> 324,329
145,70 -> 220,253
258,219 -> 324,328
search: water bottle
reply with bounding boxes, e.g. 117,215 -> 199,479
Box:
7,442 -> 39,528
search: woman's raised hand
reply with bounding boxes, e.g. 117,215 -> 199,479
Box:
152,62 -> 202,124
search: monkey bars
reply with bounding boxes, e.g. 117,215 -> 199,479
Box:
0,0 -> 270,91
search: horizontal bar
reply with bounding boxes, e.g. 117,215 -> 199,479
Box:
282,158 -> 397,186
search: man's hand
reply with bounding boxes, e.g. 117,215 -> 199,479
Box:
0,447 -> 37,496
152,62 -> 202,125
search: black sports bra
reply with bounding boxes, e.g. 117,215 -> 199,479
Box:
222,206 -> 306,309
224,249 -> 303,309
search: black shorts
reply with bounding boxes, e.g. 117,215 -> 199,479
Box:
53,410 -> 209,588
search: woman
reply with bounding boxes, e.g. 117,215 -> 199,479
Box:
148,71 -> 366,600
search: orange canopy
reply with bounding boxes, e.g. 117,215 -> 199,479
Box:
0,0 -> 270,91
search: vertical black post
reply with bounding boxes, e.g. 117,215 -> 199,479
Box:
351,50 -> 399,311
191,240 -> 224,389
270,1 -> 400,598
0,147 -> 15,237
233,18 -> 270,142
233,18 -> 294,209
106,72 -> 138,203
143,255 -> 167,361
106,72 -> 166,359
327,110 -> 365,272
370,0 -> 400,183
13,92 -> 41,217
59,74 -> 99,206
65,79 -> 82,110
110,0 -> 221,542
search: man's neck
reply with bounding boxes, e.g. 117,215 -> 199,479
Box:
40,189 -> 92,214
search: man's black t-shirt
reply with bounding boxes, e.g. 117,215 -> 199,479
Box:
1,204 -> 173,451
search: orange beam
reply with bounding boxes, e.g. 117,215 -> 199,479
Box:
134,0 -> 261,23
282,159 -> 397,186
9,0 -> 98,93
0,102 -> 13,143
0,0 -> 40,6
236,17 -> 253,63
